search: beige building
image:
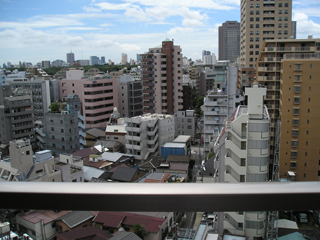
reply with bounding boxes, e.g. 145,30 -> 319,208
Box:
256,38 -> 320,162
240,0 -> 293,67
279,57 -> 320,181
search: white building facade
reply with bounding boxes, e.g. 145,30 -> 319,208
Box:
213,84 -> 270,240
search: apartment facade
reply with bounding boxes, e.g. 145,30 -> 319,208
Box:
125,114 -> 175,162
59,70 -> 118,128
213,84 -> 270,240
117,75 -> 143,118
141,39 -> 183,115
0,87 -> 36,150
256,38 -> 320,163
279,57 -> 320,181
203,66 -> 244,154
175,110 -> 196,139
219,21 -> 240,61
10,79 -> 51,119
240,0 -> 293,67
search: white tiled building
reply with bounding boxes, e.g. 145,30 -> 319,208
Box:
213,83 -> 270,240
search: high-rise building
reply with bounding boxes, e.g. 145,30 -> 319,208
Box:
213,83 -> 270,240
67,52 -> 75,65
203,63 -> 244,154
89,56 -> 99,65
117,75 -> 143,118
101,56 -> 105,64
240,0 -> 293,67
279,55 -> 320,181
41,60 -> 50,69
219,21 -> 240,61
141,39 -> 183,115
121,53 -> 128,65
256,38 -> 320,164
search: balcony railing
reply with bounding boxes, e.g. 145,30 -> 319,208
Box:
1,182 -> 319,212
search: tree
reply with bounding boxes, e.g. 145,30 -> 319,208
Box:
49,103 -> 60,112
132,223 -> 149,239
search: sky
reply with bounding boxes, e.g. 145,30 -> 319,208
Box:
0,0 -> 320,66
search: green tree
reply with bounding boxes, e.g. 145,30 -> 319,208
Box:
49,103 -> 60,112
132,223 -> 149,239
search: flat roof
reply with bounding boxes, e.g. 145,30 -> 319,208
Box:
173,135 -> 191,143
162,142 -> 186,148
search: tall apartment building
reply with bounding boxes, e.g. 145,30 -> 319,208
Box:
240,0 -> 293,67
202,50 -> 211,62
41,61 -> 50,69
199,67 -> 215,96
279,56 -> 320,181
256,38 -> 320,163
67,52 -> 75,65
59,70 -> 118,129
117,75 -> 143,118
0,86 -> 36,152
203,65 -> 244,154
219,21 -> 240,61
125,114 -> 175,162
213,84 -> 270,240
10,80 -> 51,120
141,39 -> 183,115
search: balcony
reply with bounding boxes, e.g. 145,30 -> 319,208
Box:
125,126 -> 142,133
225,157 -> 246,175
126,143 -> 143,151
147,125 -> 159,136
147,142 -> 159,152
147,133 -> 159,145
225,139 -> 247,158
125,135 -> 142,141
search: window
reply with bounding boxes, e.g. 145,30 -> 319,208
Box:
256,24 -> 260,28
290,161 -> 297,168
284,23 -> 288,28
278,30 -> 282,34
295,75 -> 300,82
279,10 -> 282,14
255,44 -> 259,48
292,130 -> 298,137
256,37 -> 259,41
293,97 -> 300,104
250,10 -> 254,15
295,64 -> 301,70
250,24 -> 254,28
279,3 -> 282,7
250,38 -> 254,42
60,120 -> 63,124
250,44 -> 254,48
256,3 -> 260,7
250,31 -> 254,35
250,17 -> 254,21
294,85 -> 300,93
285,3 -> 289,7
278,24 -> 282,28
291,140 -> 298,147
250,4 -> 254,7
278,17 -> 282,21
61,129 -> 64,133
256,10 -> 260,14
284,10 -> 288,14
292,119 -> 299,126
52,135 -> 55,139
291,151 -> 297,159
293,108 -> 300,115
51,127 -> 54,131
284,17 -> 288,21
256,17 -> 260,21
256,31 -> 260,35
250,51 -> 254,55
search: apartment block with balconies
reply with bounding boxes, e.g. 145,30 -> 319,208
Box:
125,114 -> 175,162
240,0 -> 293,67
213,83 -> 270,240
256,38 -> 320,162
141,39 -> 183,115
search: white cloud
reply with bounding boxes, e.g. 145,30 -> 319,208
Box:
95,2 -> 132,11
82,6 -> 101,12
293,13 -> 320,38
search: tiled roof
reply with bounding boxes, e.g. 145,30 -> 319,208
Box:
84,157 -> 113,169
18,210 -> 70,225
144,173 -> 170,183
110,231 -> 142,240
56,226 -> 111,240
72,147 -> 100,159
111,167 -> 137,182
166,155 -> 190,163
169,163 -> 189,171
94,212 -> 165,233
58,211 -> 94,228
86,128 -> 106,138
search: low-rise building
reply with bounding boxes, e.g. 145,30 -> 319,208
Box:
54,154 -> 84,182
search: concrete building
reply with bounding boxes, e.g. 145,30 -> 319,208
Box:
101,56 -> 105,64
90,56 -> 99,65
117,75 -> 143,118
202,50 -> 211,62
41,61 -> 50,69
44,101 -> 80,157
59,70 -> 118,129
256,38 -> 320,164
0,86 -> 36,151
76,59 -> 90,66
175,110 -> 196,139
141,39 -> 183,114
67,52 -> 75,65
10,79 -> 51,120
203,65 -> 244,154
219,21 -> 240,61
237,67 -> 255,91
121,53 -> 128,65
279,56 -> 320,181
182,83 -> 193,111
125,114 -> 175,162
199,67 -> 216,96
240,0 -> 293,67
213,84 -> 270,240
54,153 -> 84,182
25,67 -> 50,80
0,139 -> 61,182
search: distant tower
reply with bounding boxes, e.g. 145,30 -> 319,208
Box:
121,53 -> 128,65
101,56 -> 105,64
219,21 -> 240,61
67,51 -> 75,65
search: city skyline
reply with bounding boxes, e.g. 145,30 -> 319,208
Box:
0,0 -> 320,66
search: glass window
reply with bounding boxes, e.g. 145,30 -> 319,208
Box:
293,108 -> 300,115
256,3 -> 260,7
292,130 -> 298,136
294,85 -> 300,93
250,31 -> 254,35
250,17 -> 254,21
291,140 -> 298,147
285,3 -> 289,7
278,24 -> 282,28
256,10 -> 260,14
250,4 -> 254,7
279,3 -> 282,7
292,119 -> 299,126
278,10 -> 282,14
293,97 -> 300,104
250,10 -> 254,15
